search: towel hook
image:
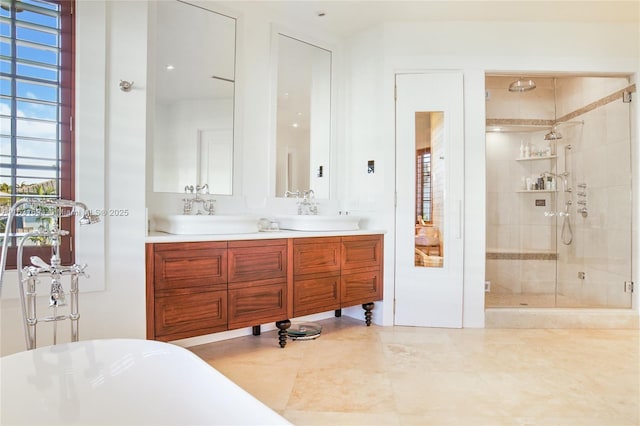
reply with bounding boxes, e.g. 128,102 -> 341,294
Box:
119,79 -> 134,92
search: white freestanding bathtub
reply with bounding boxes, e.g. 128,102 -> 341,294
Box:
1,339 -> 290,425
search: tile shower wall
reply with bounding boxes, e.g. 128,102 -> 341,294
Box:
486,128 -> 558,301
485,76 -> 633,308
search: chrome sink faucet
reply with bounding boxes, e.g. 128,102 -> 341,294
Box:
299,189 -> 318,215
183,184 -> 216,215
284,189 -> 317,215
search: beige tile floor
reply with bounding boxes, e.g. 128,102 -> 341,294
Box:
189,317 -> 639,426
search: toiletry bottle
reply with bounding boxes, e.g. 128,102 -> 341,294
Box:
519,140 -> 525,158
524,142 -> 530,158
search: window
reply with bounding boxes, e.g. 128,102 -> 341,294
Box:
416,148 -> 431,223
0,0 -> 74,268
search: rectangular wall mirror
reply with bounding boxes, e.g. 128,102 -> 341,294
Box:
274,34 -> 331,198
149,0 -> 236,195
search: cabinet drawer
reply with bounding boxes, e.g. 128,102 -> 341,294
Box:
154,242 -> 227,291
341,235 -> 382,272
228,240 -> 287,283
228,282 -> 287,329
293,275 -> 340,317
154,289 -> 227,341
340,270 -> 382,306
293,237 -> 341,276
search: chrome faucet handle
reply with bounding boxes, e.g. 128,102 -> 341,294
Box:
71,263 -> 89,278
185,185 -> 194,194
285,190 -> 300,198
30,256 -> 50,270
182,198 -> 193,214
204,199 -> 216,215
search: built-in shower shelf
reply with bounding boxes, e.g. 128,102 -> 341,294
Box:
516,190 -> 558,193
515,155 -> 557,162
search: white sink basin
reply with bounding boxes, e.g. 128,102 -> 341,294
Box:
276,215 -> 360,231
155,214 -> 259,235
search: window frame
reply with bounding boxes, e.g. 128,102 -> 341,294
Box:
1,0 -> 75,269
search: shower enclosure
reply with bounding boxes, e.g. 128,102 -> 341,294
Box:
485,75 -> 634,309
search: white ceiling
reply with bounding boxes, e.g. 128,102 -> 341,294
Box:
225,1 -> 639,40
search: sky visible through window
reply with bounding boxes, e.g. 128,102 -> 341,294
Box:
0,0 -> 61,195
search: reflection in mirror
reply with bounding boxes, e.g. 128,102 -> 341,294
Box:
414,112 -> 444,268
275,34 -> 331,198
150,1 -> 235,195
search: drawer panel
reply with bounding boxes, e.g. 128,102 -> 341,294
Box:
293,275 -> 340,317
154,290 -> 227,340
340,270 -> 382,306
341,235 -> 382,272
228,241 -> 287,283
293,237 -> 341,276
154,245 -> 227,291
228,282 -> 287,329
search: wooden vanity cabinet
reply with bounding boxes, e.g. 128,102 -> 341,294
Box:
227,239 -> 288,329
146,233 -> 383,346
147,242 -> 228,341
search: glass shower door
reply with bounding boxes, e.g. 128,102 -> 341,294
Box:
554,89 -> 633,308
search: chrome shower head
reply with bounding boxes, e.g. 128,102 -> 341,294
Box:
508,78 -> 536,92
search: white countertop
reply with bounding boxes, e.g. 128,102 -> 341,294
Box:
1,339 -> 290,425
146,229 -> 386,244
